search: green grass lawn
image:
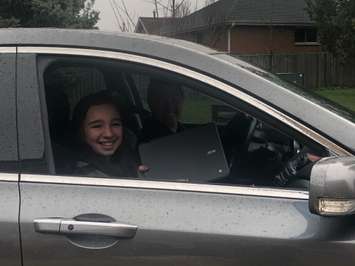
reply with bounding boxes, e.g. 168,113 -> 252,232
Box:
180,87 -> 355,125
314,88 -> 355,112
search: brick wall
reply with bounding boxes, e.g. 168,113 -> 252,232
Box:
175,27 -> 228,52
230,26 -> 321,54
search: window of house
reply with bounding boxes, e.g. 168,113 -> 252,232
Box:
294,28 -> 318,44
38,55 -> 328,190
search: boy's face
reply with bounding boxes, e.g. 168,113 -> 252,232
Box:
83,104 -> 123,156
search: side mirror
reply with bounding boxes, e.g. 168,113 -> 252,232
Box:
309,156 -> 355,216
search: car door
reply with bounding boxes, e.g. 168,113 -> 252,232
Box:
18,47 -> 355,266
0,48 -> 21,266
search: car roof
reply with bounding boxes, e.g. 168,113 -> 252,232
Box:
0,28 -> 354,152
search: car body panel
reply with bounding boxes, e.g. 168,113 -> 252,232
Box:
19,175 -> 355,266
1,28 -> 353,265
0,51 -> 19,169
0,28 -> 354,151
0,175 -> 21,266
0,50 -> 21,266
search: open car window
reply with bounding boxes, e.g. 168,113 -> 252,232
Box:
38,54 -> 330,190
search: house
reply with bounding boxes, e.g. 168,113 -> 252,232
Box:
135,17 -> 181,35
135,0 -> 321,55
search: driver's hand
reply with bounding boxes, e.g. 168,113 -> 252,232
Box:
273,151 -> 320,186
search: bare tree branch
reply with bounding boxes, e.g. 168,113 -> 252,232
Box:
120,0 -> 136,29
154,0 -> 159,17
109,0 -> 136,32
112,0 -> 128,31
145,0 -> 169,10
145,0 -> 190,18
176,0 -> 187,10
109,0 -> 122,30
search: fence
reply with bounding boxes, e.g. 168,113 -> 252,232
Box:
234,52 -> 355,89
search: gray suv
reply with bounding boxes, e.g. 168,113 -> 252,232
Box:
0,28 -> 354,266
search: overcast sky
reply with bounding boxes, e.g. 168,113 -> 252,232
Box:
93,0 -> 205,31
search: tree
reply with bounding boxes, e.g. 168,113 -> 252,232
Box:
306,0 -> 355,63
0,0 -> 19,27
150,0 -> 191,18
109,0 -> 192,32
0,0 -> 99,29
168,0 -> 191,17
109,0 -> 137,32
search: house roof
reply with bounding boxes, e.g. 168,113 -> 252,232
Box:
135,17 -> 181,34
157,0 -> 314,35
229,0 -> 313,25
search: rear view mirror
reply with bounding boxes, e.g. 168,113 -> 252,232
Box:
309,156 -> 355,216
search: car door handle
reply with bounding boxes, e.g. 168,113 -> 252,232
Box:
34,218 -> 137,238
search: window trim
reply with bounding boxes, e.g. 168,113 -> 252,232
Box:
0,173 -> 18,182
21,174 -> 309,200
0,47 -> 16,53
17,46 -> 351,157
294,42 -> 320,46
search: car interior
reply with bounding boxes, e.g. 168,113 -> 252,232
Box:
41,55 -> 330,189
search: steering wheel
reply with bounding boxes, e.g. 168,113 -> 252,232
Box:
273,147 -> 314,188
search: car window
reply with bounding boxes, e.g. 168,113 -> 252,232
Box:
37,54 -> 329,190
134,72 -> 328,189
134,75 -> 235,125
0,53 -> 18,171
180,86 -> 236,125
